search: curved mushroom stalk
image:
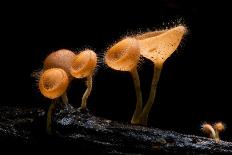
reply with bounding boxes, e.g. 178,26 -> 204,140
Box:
39,68 -> 69,134
136,26 -> 187,125
81,76 -> 93,109
70,49 -> 97,109
104,38 -> 143,124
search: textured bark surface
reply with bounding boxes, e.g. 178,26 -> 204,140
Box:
0,105 -> 232,154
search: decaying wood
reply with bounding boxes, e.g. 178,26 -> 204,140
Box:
0,105 -> 232,154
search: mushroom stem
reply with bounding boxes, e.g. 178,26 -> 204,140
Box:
61,91 -> 69,105
131,68 -> 143,124
81,76 -> 93,109
138,64 -> 163,125
46,101 -> 56,135
215,131 -> 220,142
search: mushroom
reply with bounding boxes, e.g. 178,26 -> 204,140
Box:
201,122 -> 225,142
104,37 -> 143,124
201,123 -> 216,139
135,26 -> 187,125
39,68 -> 69,134
213,122 -> 225,141
70,49 -> 97,109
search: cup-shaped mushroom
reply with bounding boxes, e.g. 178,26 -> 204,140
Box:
105,37 -> 143,124
138,26 -> 186,67
134,26 -> 187,125
70,49 -> 97,109
70,50 -> 97,79
105,37 -> 140,72
39,68 -> 69,99
44,49 -> 75,77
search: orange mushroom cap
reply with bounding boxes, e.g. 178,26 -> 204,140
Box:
138,26 -> 187,67
70,49 -> 97,78
39,68 -> 69,99
105,37 -> 140,71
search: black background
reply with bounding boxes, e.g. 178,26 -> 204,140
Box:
2,0 -> 232,143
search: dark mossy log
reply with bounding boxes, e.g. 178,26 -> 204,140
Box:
0,106 -> 45,143
0,105 -> 232,154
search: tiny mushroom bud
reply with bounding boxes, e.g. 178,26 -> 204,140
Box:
70,49 -> 97,109
104,37 -> 143,124
39,68 -> 69,100
214,122 -> 225,132
135,26 -> 187,125
39,68 -> 69,134
201,122 -> 226,142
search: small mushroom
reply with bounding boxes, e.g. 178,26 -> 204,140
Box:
39,68 -> 69,134
201,122 -> 225,142
104,37 -> 143,124
213,122 -> 225,141
70,49 -> 97,109
135,26 -> 187,125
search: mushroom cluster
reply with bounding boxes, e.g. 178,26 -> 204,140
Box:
37,25 -> 187,134
38,49 -> 97,134
105,26 -> 187,125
